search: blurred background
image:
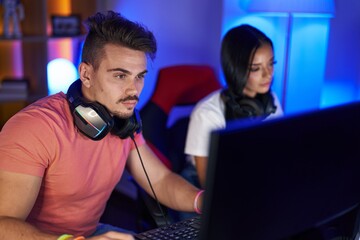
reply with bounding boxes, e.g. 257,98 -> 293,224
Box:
0,0 -> 359,125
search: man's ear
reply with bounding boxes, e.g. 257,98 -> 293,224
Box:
79,62 -> 92,88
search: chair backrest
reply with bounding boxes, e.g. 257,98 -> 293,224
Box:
140,64 -> 221,172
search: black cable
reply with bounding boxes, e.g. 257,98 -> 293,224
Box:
130,134 -> 170,226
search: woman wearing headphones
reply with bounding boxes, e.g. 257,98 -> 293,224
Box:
184,24 -> 284,188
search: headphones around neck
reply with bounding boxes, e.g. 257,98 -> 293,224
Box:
66,79 -> 142,140
222,89 -> 277,121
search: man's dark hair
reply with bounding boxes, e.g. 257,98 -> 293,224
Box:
221,24 -> 273,96
81,11 -> 157,70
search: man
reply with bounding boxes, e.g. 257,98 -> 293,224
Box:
0,11 -> 203,240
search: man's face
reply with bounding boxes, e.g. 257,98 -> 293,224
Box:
80,43 -> 147,119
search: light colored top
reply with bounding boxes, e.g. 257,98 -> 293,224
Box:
185,90 -> 283,158
0,92 -> 145,236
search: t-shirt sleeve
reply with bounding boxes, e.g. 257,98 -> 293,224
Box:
130,131 -> 146,149
0,111 -> 53,177
185,103 -> 224,157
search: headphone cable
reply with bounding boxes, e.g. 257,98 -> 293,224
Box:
130,134 -> 170,226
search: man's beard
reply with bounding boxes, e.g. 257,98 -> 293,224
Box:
113,95 -> 139,119
114,111 -> 133,119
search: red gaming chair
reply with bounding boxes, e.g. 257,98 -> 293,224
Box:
140,64 -> 222,173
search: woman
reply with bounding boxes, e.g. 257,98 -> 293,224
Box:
184,24 -> 284,188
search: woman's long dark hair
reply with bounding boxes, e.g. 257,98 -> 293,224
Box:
220,24 -> 276,120
221,24 -> 273,96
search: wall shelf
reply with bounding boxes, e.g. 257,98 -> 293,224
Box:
0,0 -> 97,128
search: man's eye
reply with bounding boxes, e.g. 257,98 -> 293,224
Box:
115,74 -> 126,79
137,74 -> 145,80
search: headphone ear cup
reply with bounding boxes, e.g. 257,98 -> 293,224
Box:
235,93 -> 277,119
263,92 -> 277,115
222,89 -> 276,121
72,102 -> 114,140
67,80 -> 114,140
236,98 -> 264,117
112,109 -> 142,139
67,79 -> 143,140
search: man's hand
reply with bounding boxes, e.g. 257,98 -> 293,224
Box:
86,231 -> 134,240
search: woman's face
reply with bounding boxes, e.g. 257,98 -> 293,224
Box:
243,43 -> 275,97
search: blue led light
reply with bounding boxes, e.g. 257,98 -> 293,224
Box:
47,58 -> 78,95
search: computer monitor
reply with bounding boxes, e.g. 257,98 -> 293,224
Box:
199,101 -> 360,240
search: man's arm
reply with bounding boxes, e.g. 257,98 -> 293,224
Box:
0,170 -> 57,239
127,143 -> 203,212
0,170 -> 136,240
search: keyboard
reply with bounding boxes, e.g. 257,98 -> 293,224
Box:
134,216 -> 201,240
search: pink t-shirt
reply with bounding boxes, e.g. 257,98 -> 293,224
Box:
0,92 -> 145,236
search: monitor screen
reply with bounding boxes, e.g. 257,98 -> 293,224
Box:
199,102 -> 360,240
